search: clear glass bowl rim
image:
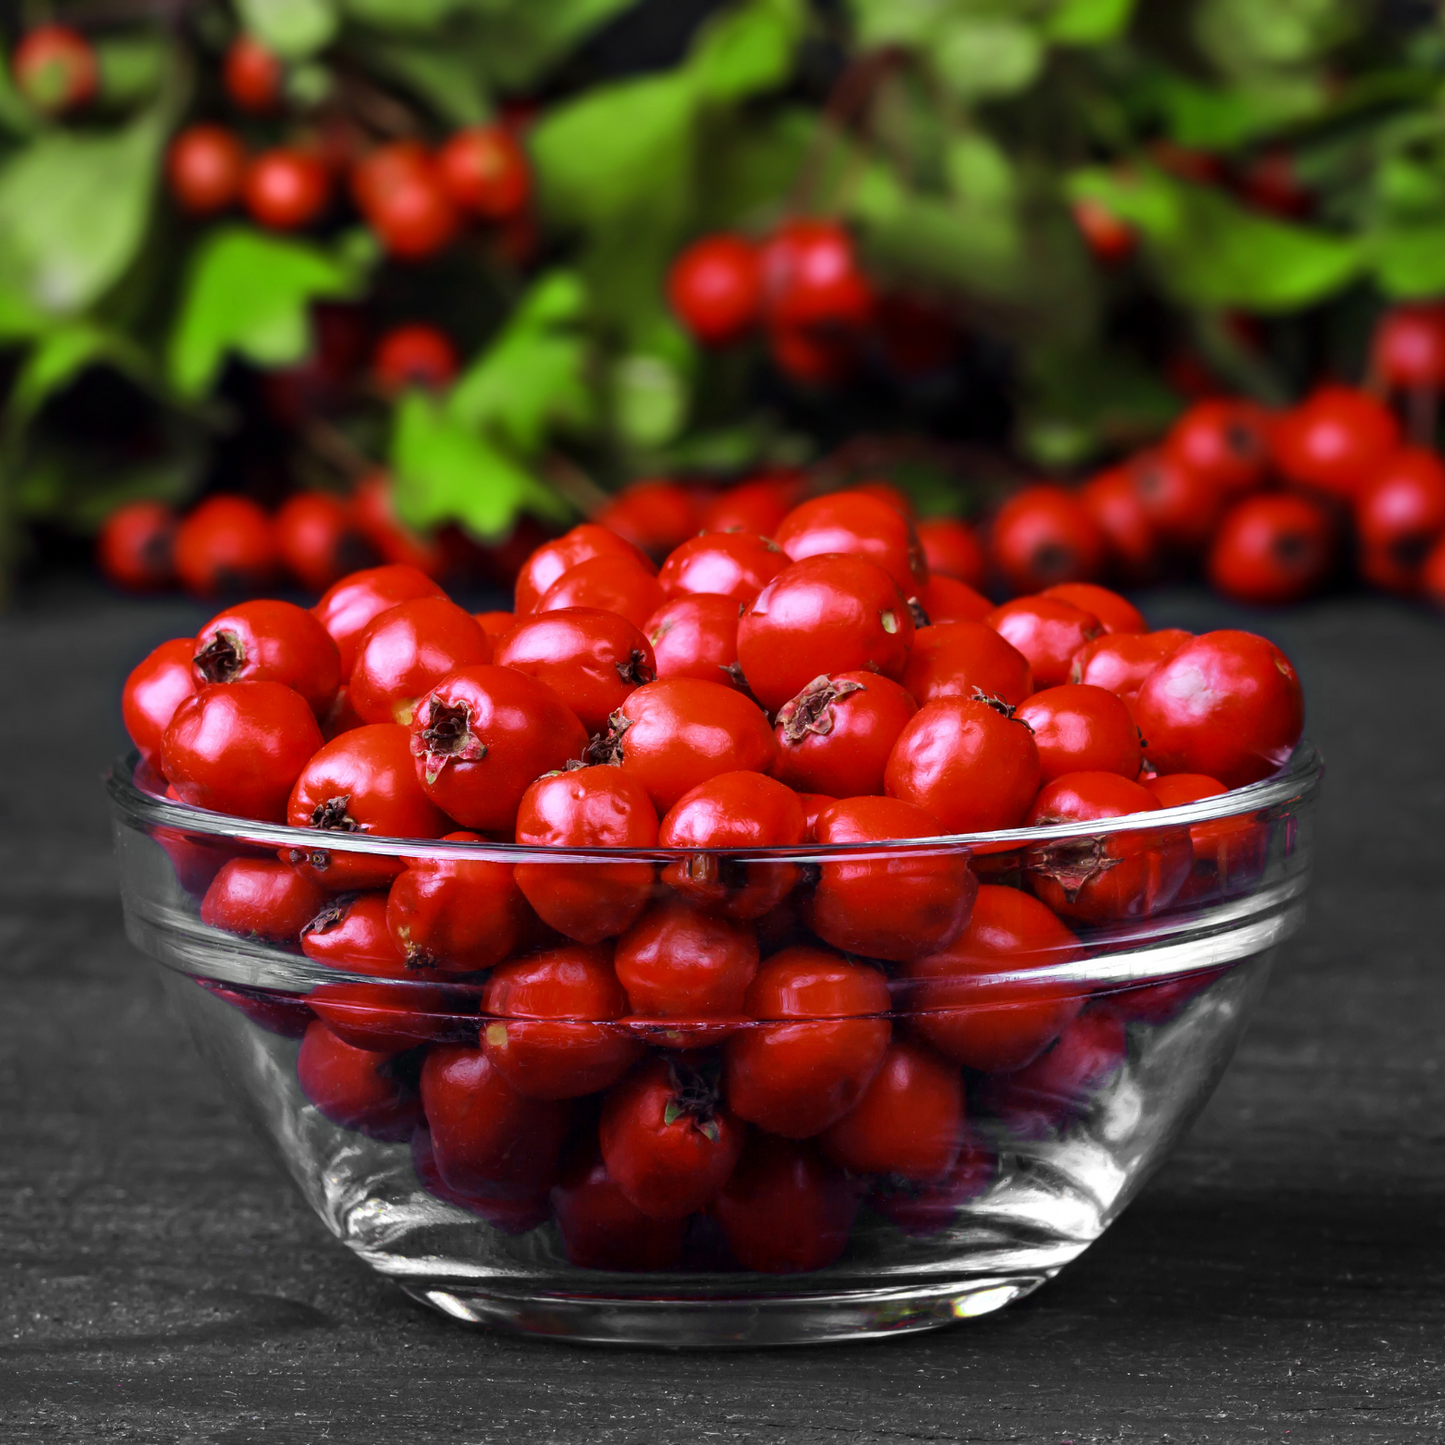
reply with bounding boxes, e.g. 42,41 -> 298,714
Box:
107,742 -> 1323,866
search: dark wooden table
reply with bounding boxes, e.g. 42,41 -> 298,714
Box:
2,579 -> 1442,1443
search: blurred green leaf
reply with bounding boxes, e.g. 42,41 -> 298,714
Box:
1194,0 -> 1359,76
166,227 -> 368,397
341,0 -> 469,29
0,41 -> 38,136
1139,69 -> 1323,149
688,0 -> 803,104
0,104 -> 167,317
1070,166 -> 1362,311
96,35 -> 168,108
391,391 -> 570,538
5,322 -> 154,434
1373,221 -> 1445,298
237,0 -> 338,59
449,271 -> 595,453
1044,0 -> 1135,44
468,0 -> 641,92
348,34 -> 490,124
935,18 -> 1043,103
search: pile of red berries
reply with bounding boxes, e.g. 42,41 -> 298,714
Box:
123,488 -> 1303,1272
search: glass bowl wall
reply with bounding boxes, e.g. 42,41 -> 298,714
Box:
108,746 -> 1321,1347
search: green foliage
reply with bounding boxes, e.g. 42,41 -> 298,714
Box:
167,227 -> 373,397
237,0 -> 339,59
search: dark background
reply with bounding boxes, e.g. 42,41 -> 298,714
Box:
0,573 -> 1441,1442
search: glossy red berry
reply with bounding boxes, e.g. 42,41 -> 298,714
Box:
513,767 -> 658,943
243,149 -> 330,231
412,1127 -> 550,1234
916,574 -> 992,625
14,25 -> 97,114
1371,304 -> 1445,392
287,723 -> 451,889
1072,197 -> 1135,264
595,480 -> 703,563
723,945 -> 891,1139
312,563 -> 446,675
916,516 -> 985,588
1026,771 -> 1192,923
1164,398 -> 1273,497
167,124 -> 248,214
1145,773 -> 1267,902
597,678 -> 777,814
1078,466 -> 1157,584
1039,582 -> 1144,636
900,885 -> 1083,1073
821,1037 -> 963,1183
536,555 -> 666,635
349,597 -> 491,726
224,35 -> 283,112
162,682 -> 322,822
885,695 -> 1041,834
600,1055 -> 745,1218
985,595 -> 1103,689
174,495 -> 278,597
806,796 -> 975,962
372,324 -> 459,393
709,1133 -> 858,1274
1015,684 -> 1143,783
772,670 -> 917,798
514,523 -> 655,615
409,664 -> 588,831
1354,448 -> 1445,595
473,610 -> 515,646
656,531 -> 786,604
760,220 -> 873,335
437,124 -> 530,220
275,493 -> 374,595
352,143 -> 458,259
1069,628 -> 1192,704
668,233 -> 762,346
1272,385 -> 1400,500
1206,491 -> 1336,606
550,1136 -> 686,1270
483,946 -> 640,1100
1130,449 -> 1229,552
644,593 -> 745,689
297,1021 -> 422,1140
737,554 -> 914,714
193,598 -> 342,716
989,485 -> 1104,595
98,501 -> 176,591
901,620 -> 1033,709
123,638 -> 198,766
870,1134 -> 996,1236
201,857 -> 326,944
1133,631 -> 1304,789
775,491 -> 927,595
349,472 -> 449,579
700,471 -> 806,536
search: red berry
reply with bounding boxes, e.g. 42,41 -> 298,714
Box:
899,885 -> 1083,1072
174,496 -> 278,597
760,220 -> 873,334
297,1020 -> 422,1140
224,35 -> 283,112
1130,448 -> 1229,552
1206,491 -> 1336,606
870,1135 -> 996,1235
989,485 -> 1105,594
1238,150 -> 1311,219
700,471 -> 806,535
901,620 -> 1033,709
1068,628 -> 1192,704
916,574 -> 992,625
594,480 -> 705,563
162,681 -> 322,822
737,554 -> 914,715
349,472 -> 449,579
536,554 -> 666,632
667,233 -> 762,346
513,767 -> 658,944
1015,684 -> 1143,783
372,324 -> 459,393
437,124 -> 530,220
275,492 -> 375,594
473,609 -> 516,646
1145,773 -> 1267,901
644,593 -> 745,689
352,143 -> 458,259
1371,305 -> 1445,392
483,946 -> 640,1100
1354,448 -> 1445,594
985,595 -> 1103,689
349,597 -> 492,726
723,945 -> 891,1139
167,124 -> 248,214
312,563 -> 446,675
413,1127 -> 550,1234
709,1134 -> 858,1274
599,1055 -> 745,1218
772,671 -> 918,798
1039,582 -> 1144,636
657,531 -> 787,604
514,523 -> 655,615
193,598 -> 342,716
1078,466 -> 1157,584
14,25 -> 97,115
1272,385 -> 1400,500
201,857 -> 326,944
821,1037 -> 964,1183
1072,197 -> 1134,264
97,501 -> 176,591
409,664 -> 589,832
1133,630 -> 1304,789
123,638 -> 198,766
916,516 -> 985,588
286,723 -> 451,889
550,1136 -> 686,1270
1164,398 -> 1273,497
243,149 -> 330,231
885,695 -> 1041,834
775,491 -> 927,595
806,796 -> 976,962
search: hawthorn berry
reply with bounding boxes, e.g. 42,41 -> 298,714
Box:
312,563 -> 447,675
514,523 -> 655,615
372,324 -> 459,393
14,25 -> 97,115
193,598 -> 343,716
174,495 -> 278,596
1015,684 -> 1144,783
1206,492 -> 1335,606
989,485 -> 1104,594
916,516 -> 985,588
644,593 -> 746,689
275,493 -> 375,595
1354,448 -> 1445,594
901,620 -> 1033,709
985,595 -> 1103,689
123,638 -> 198,765
243,149 -> 331,231
224,35 -> 283,112
297,1020 -> 422,1140
668,233 -> 763,346
772,671 -> 917,798
595,480 -> 703,563
657,531 -> 786,604
98,501 -> 176,592
775,491 -> 928,595
349,596 -> 492,726
1272,385 -> 1400,500
437,124 -> 530,220
167,125 -> 248,215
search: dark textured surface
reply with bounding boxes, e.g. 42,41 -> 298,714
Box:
1,580 -> 1443,1444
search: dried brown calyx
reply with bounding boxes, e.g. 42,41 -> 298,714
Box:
1026,837 -> 1121,901
972,686 -> 1033,731
583,710 -> 632,766
300,894 -> 358,938
193,630 -> 244,683
908,596 -> 931,629
411,698 -> 485,784
309,794 -> 361,832
662,1056 -> 725,1141
777,674 -> 866,743
616,649 -> 655,686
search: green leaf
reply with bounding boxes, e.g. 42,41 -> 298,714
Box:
467,0 -> 640,92
934,18 -> 1043,103
0,104 -> 167,317
391,392 -> 570,539
5,322 -> 154,433
611,352 -> 688,450
530,71 -> 697,232
0,41 -> 39,137
345,33 -> 489,124
688,0 -> 803,104
1044,0 -> 1135,44
341,0 -> 469,29
1139,69 -> 1325,149
237,0 -> 338,59
96,35 -> 168,108
1374,221 -> 1445,299
1069,166 -> 1362,311
166,227 -> 368,397
449,271 -> 595,453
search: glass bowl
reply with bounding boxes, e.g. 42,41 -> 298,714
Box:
108,745 -> 1321,1347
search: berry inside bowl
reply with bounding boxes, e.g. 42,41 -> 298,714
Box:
108,742 -> 1321,1347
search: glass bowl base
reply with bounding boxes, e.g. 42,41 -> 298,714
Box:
397,1273 -> 1052,1346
